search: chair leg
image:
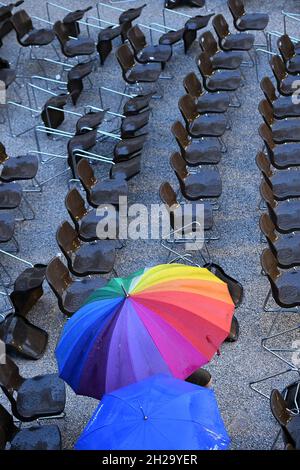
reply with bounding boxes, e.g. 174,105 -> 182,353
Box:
0,261 -> 13,287
218,136 -> 227,153
271,428 -> 282,450
249,368 -> 300,399
229,91 -> 241,108
23,178 -> 43,194
36,412 -> 66,422
262,324 -> 300,369
0,248 -> 34,267
16,195 -> 36,221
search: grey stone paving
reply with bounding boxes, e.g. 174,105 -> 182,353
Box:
1,0 -> 300,450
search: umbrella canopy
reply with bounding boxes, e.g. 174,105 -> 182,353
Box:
75,374 -> 230,450
56,264 -> 234,399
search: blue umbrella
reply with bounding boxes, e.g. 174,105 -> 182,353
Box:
75,374 -> 230,450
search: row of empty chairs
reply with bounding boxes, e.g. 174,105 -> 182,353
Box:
249,35 -> 300,449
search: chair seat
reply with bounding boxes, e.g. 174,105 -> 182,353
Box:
274,233 -> 300,267
206,69 -> 241,91
137,45 -> 172,63
89,178 -> 128,207
11,425 -> 61,450
16,374 -> 66,419
211,50 -> 244,70
222,32 -> 254,51
185,15 -> 214,32
0,314 -> 48,360
189,113 -> 227,138
269,169 -> 300,200
272,119 -> 300,143
121,110 -> 150,136
273,97 -> 300,119
196,91 -> 230,114
98,25 -> 122,42
68,61 -> 93,80
173,201 -> 213,231
0,154 -> 38,182
73,241 -> 116,275
159,28 -> 184,46
14,264 -> 46,293
0,68 -> 15,88
273,143 -> 300,168
79,208 -> 121,242
110,156 -> 141,180
64,37 -> 95,57
127,63 -> 161,83
114,135 -> 147,159
0,183 -> 22,209
0,212 -> 14,242
236,13 -> 269,31
275,200 -> 300,232
64,277 -> 107,314
287,55 -> 300,74
123,93 -> 152,115
183,170 -> 222,199
76,111 -> 106,133
10,264 -> 46,316
23,28 -> 55,46
184,140 -> 222,166
276,270 -> 300,305
279,74 -> 296,96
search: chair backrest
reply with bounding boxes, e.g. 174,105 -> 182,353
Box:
227,0 -> 245,21
170,151 -> 189,180
261,248 -> 281,287
116,44 -> 135,74
46,256 -> 72,298
0,142 -> 8,164
270,389 -> 292,427
256,151 -> 272,178
258,123 -> 275,151
53,20 -> 69,46
77,159 -> 97,191
0,355 -> 24,393
56,221 -> 80,258
197,51 -> 213,78
0,404 -> 17,449
127,25 -> 146,53
259,212 -> 277,245
183,72 -> 203,99
159,181 -> 178,208
199,31 -> 218,56
65,188 -> 88,225
270,55 -> 286,83
212,14 -> 229,40
258,99 -> 274,126
260,180 -> 276,209
119,4 -> 146,24
278,34 -> 295,62
11,9 -> 32,40
171,121 -> 190,150
178,94 -> 198,125
260,76 -> 277,104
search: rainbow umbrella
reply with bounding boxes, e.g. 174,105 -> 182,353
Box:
56,264 -> 234,399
